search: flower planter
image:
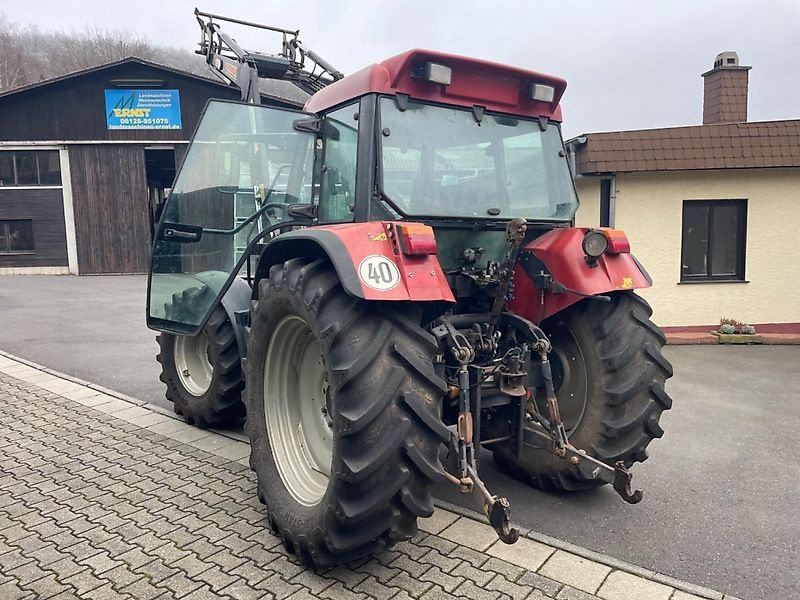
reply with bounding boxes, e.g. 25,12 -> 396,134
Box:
710,331 -> 763,344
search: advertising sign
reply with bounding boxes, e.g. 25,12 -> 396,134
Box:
105,89 -> 182,130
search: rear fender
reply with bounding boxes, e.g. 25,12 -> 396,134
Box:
254,221 -> 455,306
508,227 -> 651,322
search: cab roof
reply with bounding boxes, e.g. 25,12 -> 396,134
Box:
304,49 -> 566,121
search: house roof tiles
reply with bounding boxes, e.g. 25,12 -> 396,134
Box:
571,119 -> 800,174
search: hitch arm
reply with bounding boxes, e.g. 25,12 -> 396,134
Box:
434,320 -> 520,544
523,427 -> 643,504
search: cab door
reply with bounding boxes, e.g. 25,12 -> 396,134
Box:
148,100 -> 315,335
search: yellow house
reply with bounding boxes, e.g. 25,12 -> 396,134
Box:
568,52 -> 800,331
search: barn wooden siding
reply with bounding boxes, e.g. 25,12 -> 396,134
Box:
69,145 -> 150,274
0,188 -> 68,267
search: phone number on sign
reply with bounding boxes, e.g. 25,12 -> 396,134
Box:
117,117 -> 173,125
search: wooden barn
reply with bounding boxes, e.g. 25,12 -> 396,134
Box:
0,57 -> 299,274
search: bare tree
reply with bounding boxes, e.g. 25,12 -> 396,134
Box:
0,15 -> 208,92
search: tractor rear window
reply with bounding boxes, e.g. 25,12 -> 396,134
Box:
379,99 -> 578,222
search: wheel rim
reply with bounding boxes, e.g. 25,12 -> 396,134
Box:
264,315 -> 332,507
535,323 -> 588,434
174,332 -> 213,396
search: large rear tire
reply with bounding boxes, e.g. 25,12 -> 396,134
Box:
245,258 -> 448,567
156,291 -> 245,428
493,292 -> 673,491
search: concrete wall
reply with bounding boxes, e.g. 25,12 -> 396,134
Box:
574,177 -> 600,228
575,168 -> 800,327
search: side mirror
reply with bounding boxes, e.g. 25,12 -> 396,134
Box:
287,203 -> 317,222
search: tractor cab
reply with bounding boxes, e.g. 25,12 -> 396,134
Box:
148,49 -> 580,334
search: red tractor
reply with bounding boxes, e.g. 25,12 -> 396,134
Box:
148,10 -> 672,566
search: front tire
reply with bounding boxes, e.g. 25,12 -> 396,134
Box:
245,258 -> 449,567
156,294 -> 245,428
493,292 -> 673,491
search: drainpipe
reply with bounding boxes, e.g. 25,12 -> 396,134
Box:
608,174 -> 616,228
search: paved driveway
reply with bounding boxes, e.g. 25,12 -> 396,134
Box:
1,275 -> 798,599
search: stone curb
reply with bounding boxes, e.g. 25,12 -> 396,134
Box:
432,499 -> 727,600
0,350 -> 737,600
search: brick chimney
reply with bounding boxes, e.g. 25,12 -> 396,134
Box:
701,51 -> 751,124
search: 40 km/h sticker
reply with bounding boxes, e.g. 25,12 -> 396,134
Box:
358,255 -> 401,291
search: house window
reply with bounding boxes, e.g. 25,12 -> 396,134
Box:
0,151 -> 62,186
0,220 -> 35,254
681,199 -> 746,281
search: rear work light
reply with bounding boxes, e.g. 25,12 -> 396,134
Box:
530,83 -> 555,103
424,62 -> 452,85
396,223 -> 438,256
582,228 -> 630,267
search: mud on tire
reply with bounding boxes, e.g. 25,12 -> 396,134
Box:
156,288 -> 245,428
245,258 -> 448,567
493,291 -> 673,492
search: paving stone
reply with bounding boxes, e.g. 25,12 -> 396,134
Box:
59,569 -> 107,596
417,510 -> 459,535
353,574 -> 401,600
103,564 -> 146,591
453,579 -> 504,600
418,585 -> 456,600
416,548 -> 461,573
192,564 -> 241,592
439,518 -> 499,552
291,569 -> 336,594
133,557 -> 180,585
0,548 -> 35,570
451,560 -> 494,587
671,592 -> 707,600
229,560 -> 272,587
207,548 -> 248,573
219,579 -> 274,600
0,579 -> 33,600
482,557 -> 525,581
418,565 -> 464,593
172,553 -> 213,578
21,572 -> 73,599
517,572 -> 563,597
448,544 -> 488,568
322,566 -> 368,590
486,538 -> 555,573
256,572 -> 303,599
538,551 -> 611,595
596,570 -> 672,600
355,560 -> 402,584
41,556 -> 87,583
556,587 -> 598,600
387,571 -> 433,597
158,572 -> 204,598
388,553 -> 430,578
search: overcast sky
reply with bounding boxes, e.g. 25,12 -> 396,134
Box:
3,0 -> 799,137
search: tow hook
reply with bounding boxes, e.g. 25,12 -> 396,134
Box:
468,465 -> 519,544
612,461 -> 643,504
488,497 -> 519,544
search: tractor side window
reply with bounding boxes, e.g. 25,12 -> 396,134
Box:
148,100 -> 314,333
318,104 -> 358,223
